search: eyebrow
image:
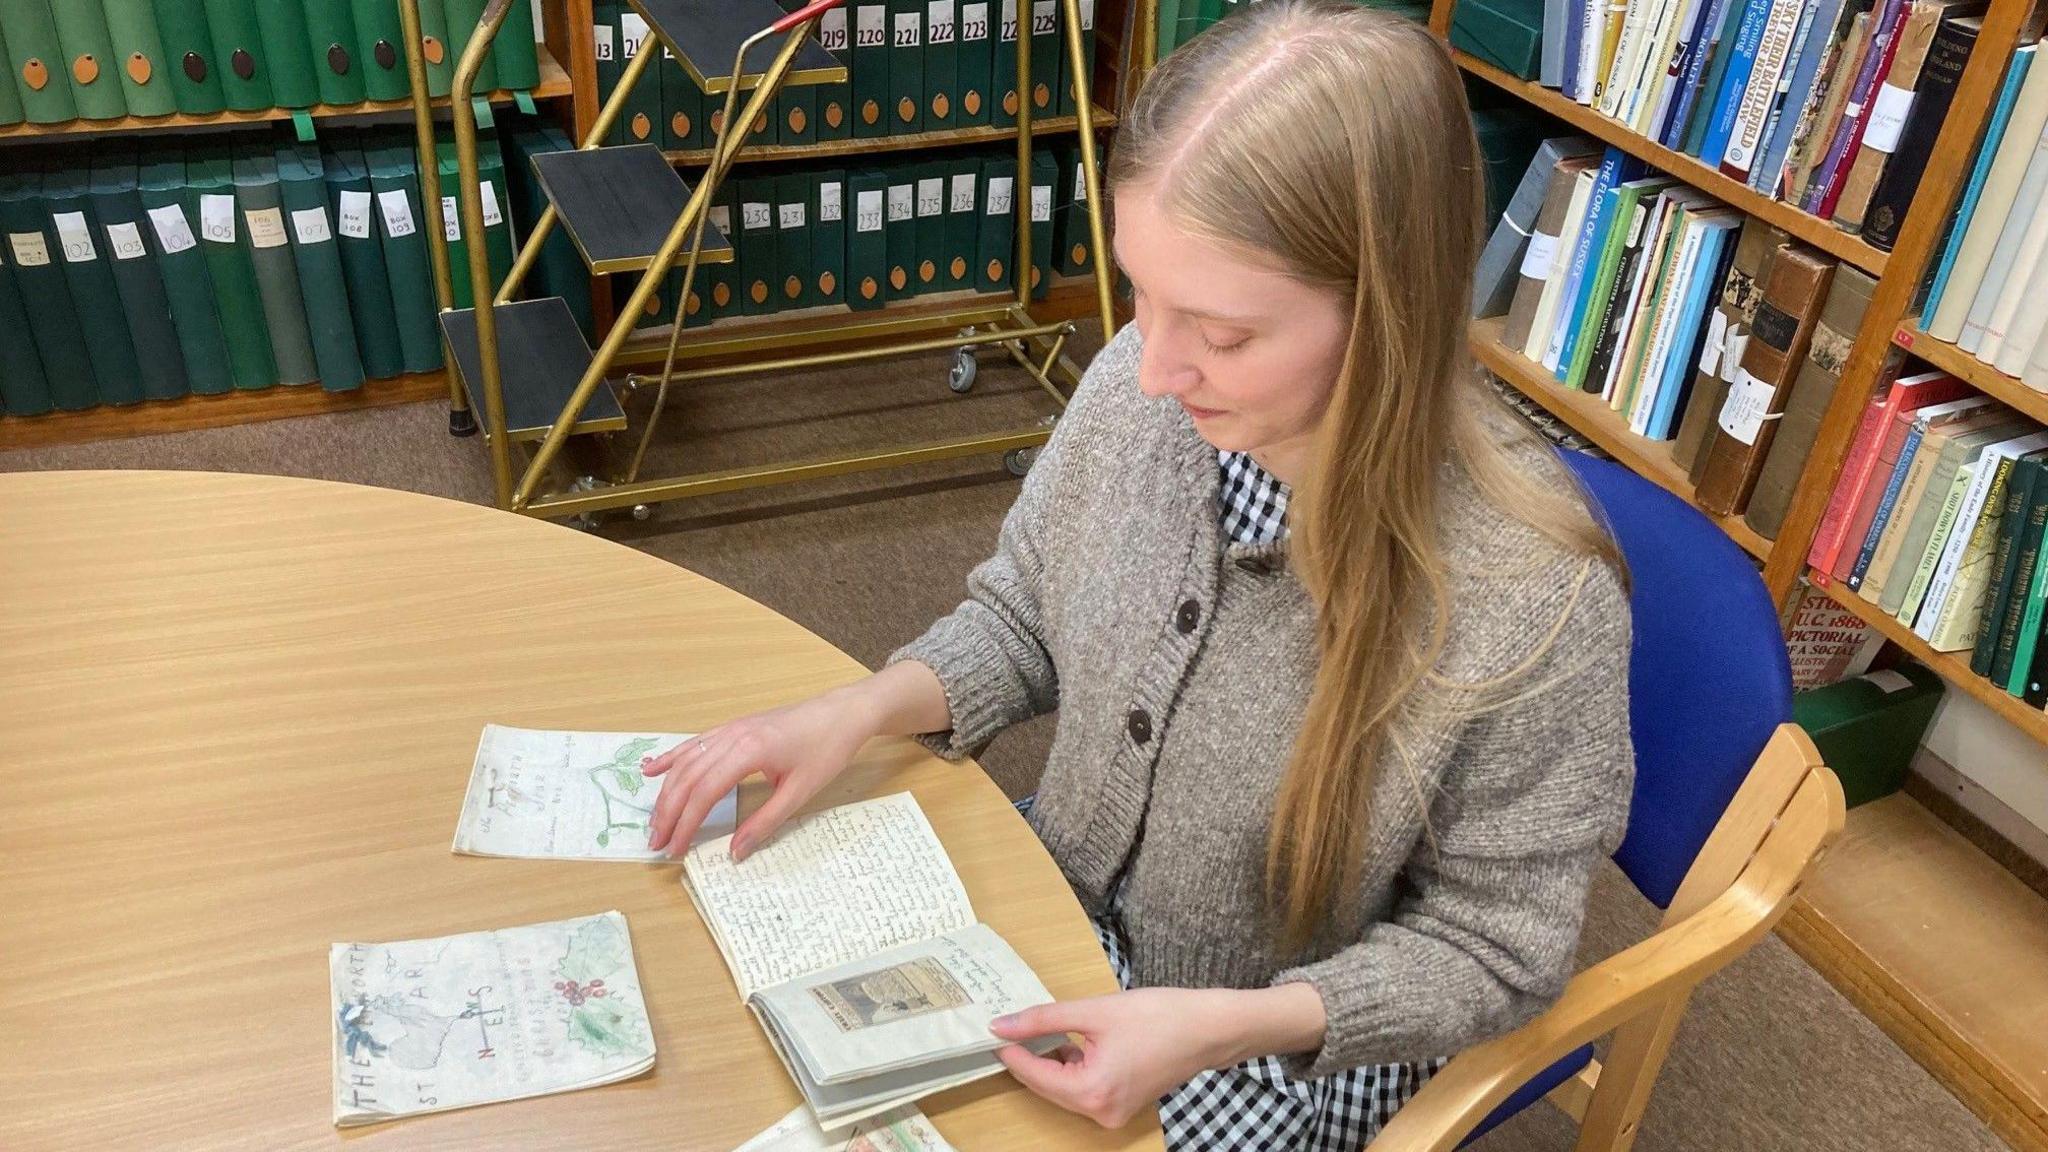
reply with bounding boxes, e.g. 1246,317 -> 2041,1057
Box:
1111,245 -> 1263,326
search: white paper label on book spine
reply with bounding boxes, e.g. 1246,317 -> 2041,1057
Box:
1518,230 -> 1560,279
1031,184 -> 1052,222
917,177 -> 944,216
1720,329 -> 1750,384
743,201 -> 772,230
619,13 -> 649,58
821,9 -> 848,51
1699,310 -> 1730,377
52,212 -> 96,262
819,181 -> 843,222
480,181 -> 504,228
107,222 -> 148,261
8,232 -> 49,266
857,5 -> 886,46
779,202 -> 805,229
200,194 -> 237,243
1717,368 -> 1777,445
855,189 -> 883,232
246,207 -> 288,249
440,196 -> 463,241
593,24 -> 614,61
962,1 -> 989,40
378,190 -> 416,238
1863,83 -> 1916,154
337,191 -> 372,239
928,0 -> 956,43
291,206 -> 332,245
888,183 -> 914,221
147,205 -> 197,253
950,173 -> 976,213
987,175 -> 1013,215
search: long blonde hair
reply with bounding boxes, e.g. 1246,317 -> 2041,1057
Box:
1108,0 -> 1623,953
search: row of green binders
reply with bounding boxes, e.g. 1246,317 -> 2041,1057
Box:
0,123 -> 585,416
593,0 -> 1098,156
0,0 -> 543,125
618,143 -> 1096,332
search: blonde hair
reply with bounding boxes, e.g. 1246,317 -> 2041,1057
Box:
1108,0 -> 1623,953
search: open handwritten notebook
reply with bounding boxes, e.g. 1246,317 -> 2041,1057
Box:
683,793 -> 1055,1132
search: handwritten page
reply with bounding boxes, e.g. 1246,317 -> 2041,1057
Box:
733,1103 -> 958,1152
452,725 -> 736,861
330,911 -> 655,1126
683,793 -> 976,999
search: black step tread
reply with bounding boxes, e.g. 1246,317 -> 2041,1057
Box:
531,145 -> 734,274
626,0 -> 845,93
439,298 -> 628,442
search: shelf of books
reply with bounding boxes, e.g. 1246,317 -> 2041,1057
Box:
0,372 -> 448,451
664,110 -> 1119,166
1895,323 -> 2048,427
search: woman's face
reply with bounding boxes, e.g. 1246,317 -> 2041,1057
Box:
1114,180 -> 1351,467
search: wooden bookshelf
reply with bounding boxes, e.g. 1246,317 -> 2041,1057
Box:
1809,575 -> 2048,746
1451,51 -> 1891,278
0,372 -> 449,451
1894,322 -> 2048,427
1472,318 -> 1774,562
665,110 -> 1119,167
0,47 -> 572,141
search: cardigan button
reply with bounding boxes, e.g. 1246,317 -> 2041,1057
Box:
1127,708 -> 1153,746
1175,599 -> 1200,634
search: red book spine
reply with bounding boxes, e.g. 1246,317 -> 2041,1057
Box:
1809,393 -> 1893,580
1832,408 -> 1918,581
1816,0 -> 1911,220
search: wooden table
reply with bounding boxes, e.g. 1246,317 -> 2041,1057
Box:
0,471 -> 1162,1152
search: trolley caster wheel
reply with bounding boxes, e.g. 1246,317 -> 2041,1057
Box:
631,504 -> 653,522
449,409 -> 478,437
571,513 -> 603,532
949,349 -> 978,393
1004,447 -> 1037,477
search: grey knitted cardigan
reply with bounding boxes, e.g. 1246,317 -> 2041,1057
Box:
890,324 -> 1633,1077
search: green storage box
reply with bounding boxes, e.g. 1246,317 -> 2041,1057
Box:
1794,662 -> 1945,809
1448,0 -> 1544,82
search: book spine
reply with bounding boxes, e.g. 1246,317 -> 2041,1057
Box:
1556,183 -> 1625,380
1665,0 -> 1735,145
2011,512 -> 2048,693
1850,420 -> 1927,588
1834,0 -> 1947,233
1700,0 -> 1774,165
1696,248 -> 1836,515
1929,455 -> 2022,649
1545,154 -> 1622,369
1720,0 -> 1806,177
1973,461 -> 2039,674
1922,447 -> 2031,638
1648,0 -> 1711,138
1785,10 -> 1871,207
1958,126 -> 2048,353
1749,0 -> 1839,193
1992,492 -> 2048,687
1900,461 -> 1980,626
1924,49 -> 2033,317
1807,0 -> 1909,218
1809,389 -> 1896,577
1863,15 -> 1980,250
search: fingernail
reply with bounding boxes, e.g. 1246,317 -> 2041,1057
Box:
991,1014 -> 1016,1029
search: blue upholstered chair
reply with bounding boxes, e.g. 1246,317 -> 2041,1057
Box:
1366,451 -> 1847,1151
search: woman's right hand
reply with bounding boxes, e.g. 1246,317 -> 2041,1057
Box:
643,691 -> 874,861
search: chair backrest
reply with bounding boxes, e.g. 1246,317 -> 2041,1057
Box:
1555,451 -> 1794,910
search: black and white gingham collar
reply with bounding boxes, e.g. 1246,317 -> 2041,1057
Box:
1217,450 -> 1290,547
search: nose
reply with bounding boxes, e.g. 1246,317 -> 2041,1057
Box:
1137,328 -> 1201,399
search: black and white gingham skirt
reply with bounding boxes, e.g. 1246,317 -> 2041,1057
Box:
1017,797 -> 1444,1150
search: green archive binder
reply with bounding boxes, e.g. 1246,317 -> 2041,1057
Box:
430,126 -> 513,309
2,0 -> 79,123
363,136 -> 442,372
278,141 -> 365,392
845,167 -> 887,311
592,0 -> 623,144
912,158 -> 946,295
925,0 -> 958,131
441,0 -> 498,94
887,0 -> 922,134
136,144 -> 237,394
474,130 -> 515,293
851,0 -> 887,137
1027,148 -> 1054,298
992,0 -> 1018,128
320,138 -> 404,379
736,172 -> 777,315
943,153 -> 977,290
203,0 -> 274,110
302,0 -> 366,106
102,0 -> 179,116
503,123 -> 594,338
1026,0 -> 1055,117
351,0 -> 409,102
774,170 -> 811,309
1052,143 -> 1091,276
492,0 -> 540,91
251,0 -> 318,107
232,143 -> 318,385
0,23 -> 21,126
413,0 -> 453,97
152,0 -> 229,113
0,170 -> 97,409
43,158 -> 145,404
701,183 -> 738,323
815,1 -> 852,140
770,1 -> 817,147
0,240 -> 53,413
883,166 -> 914,300
186,142 -> 277,388
956,0 -> 992,125
616,6 -> 660,146
973,153 -> 1015,293
88,150 -> 191,400
50,0 -> 129,120
813,167 -> 846,308
660,39 -> 703,151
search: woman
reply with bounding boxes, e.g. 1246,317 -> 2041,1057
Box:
644,2 -> 1633,1146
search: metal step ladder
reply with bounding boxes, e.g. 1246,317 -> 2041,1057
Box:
400,0 -> 1114,521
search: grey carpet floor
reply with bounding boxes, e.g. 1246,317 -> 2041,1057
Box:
2,345 -> 2007,1152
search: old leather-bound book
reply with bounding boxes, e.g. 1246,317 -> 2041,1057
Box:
1694,246 -> 1837,516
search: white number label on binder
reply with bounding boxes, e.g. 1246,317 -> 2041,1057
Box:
779,202 -> 806,229
857,5 -> 886,47
856,189 -> 884,232
337,191 -> 372,239
1032,0 -> 1054,36
1079,0 -> 1095,29
246,207 -> 289,249
440,196 -> 463,241
201,194 -> 238,243
888,183 -> 914,221
710,205 -> 733,234
107,222 -> 148,261
743,201 -> 773,230
1031,185 -> 1051,222
1001,0 -> 1018,41
1073,162 -> 1087,200
894,11 -> 921,47
1863,83 -> 1916,154
480,181 -> 504,228
593,24 -> 615,62
821,9 -> 849,51
1716,368 -> 1775,446
820,181 -> 843,222
987,176 -> 1013,215
52,213 -> 97,262
292,206 -> 333,245
928,0 -> 956,43
9,232 -> 50,266
619,13 -> 650,59
917,177 -> 944,216
962,1 -> 989,39
378,190 -> 417,238
148,205 -> 198,253
950,173 -> 977,213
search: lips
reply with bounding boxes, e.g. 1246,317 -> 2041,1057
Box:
1181,401 -> 1226,420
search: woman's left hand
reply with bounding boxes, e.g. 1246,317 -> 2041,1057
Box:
988,988 -> 1238,1129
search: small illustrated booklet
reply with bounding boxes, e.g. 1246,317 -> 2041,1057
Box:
682,792 -> 1055,1131
453,725 -> 737,860
733,1103 -> 959,1151
329,910 -> 656,1126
